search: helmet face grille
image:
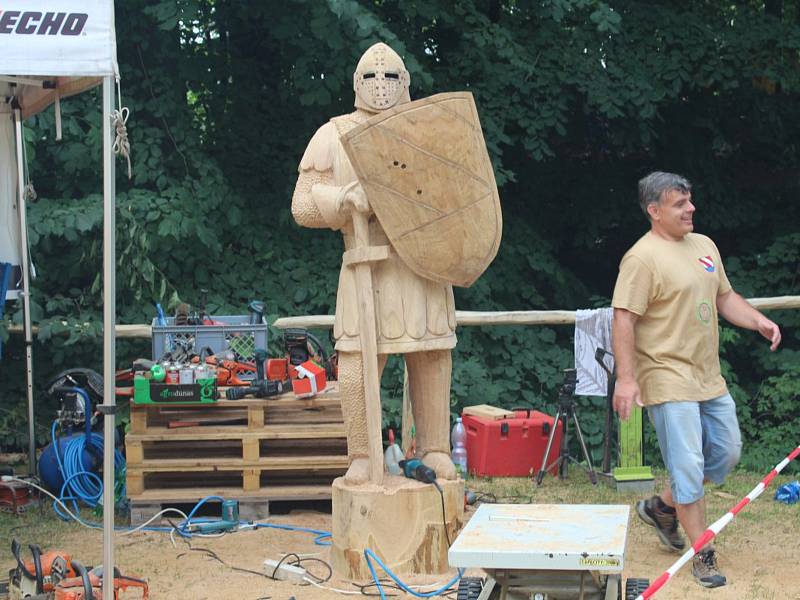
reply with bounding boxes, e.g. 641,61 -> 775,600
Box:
358,73 -> 404,108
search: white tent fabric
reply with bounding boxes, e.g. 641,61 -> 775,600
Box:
1,2 -> 119,597
0,102 -> 21,299
0,0 -> 118,78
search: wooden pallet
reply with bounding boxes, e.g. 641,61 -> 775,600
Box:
127,485 -> 333,526
125,383 -> 347,499
128,384 -> 343,433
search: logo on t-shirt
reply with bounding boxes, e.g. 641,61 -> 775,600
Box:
697,256 -> 715,272
697,300 -> 713,324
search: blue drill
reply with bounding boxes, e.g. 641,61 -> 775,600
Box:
185,499 -> 240,533
398,458 -> 437,484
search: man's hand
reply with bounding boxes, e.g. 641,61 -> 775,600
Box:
717,291 -> 782,351
613,377 -> 643,422
611,308 -> 641,421
757,315 -> 782,351
336,182 -> 370,215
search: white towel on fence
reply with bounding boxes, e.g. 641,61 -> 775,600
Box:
574,307 -> 614,396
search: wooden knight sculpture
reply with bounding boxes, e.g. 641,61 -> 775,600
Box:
292,42 -> 501,486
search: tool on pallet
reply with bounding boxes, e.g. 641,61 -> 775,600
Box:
123,348 -> 253,388
225,349 -> 287,400
248,300 -> 265,325
199,349 -> 256,387
119,349 -> 252,404
175,290 -> 223,327
268,328 -> 336,382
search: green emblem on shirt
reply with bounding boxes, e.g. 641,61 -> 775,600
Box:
697,300 -> 712,324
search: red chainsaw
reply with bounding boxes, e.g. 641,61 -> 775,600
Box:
53,562 -> 148,600
8,540 -> 148,600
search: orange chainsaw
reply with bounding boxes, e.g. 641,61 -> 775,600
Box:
195,353 -> 257,386
9,538 -> 75,597
53,562 -> 148,600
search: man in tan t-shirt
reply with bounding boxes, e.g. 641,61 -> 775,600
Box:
611,171 -> 781,589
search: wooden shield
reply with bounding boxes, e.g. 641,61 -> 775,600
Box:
341,92 -> 502,288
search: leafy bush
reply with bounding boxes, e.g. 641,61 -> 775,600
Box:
1,1 -> 797,473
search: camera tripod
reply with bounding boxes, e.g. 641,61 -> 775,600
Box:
535,369 -> 598,485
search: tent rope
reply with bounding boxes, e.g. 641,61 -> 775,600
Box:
112,106 -> 131,179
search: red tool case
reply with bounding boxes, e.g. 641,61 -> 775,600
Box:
463,409 -> 562,477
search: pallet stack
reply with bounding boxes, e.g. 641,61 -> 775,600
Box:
125,383 -> 347,524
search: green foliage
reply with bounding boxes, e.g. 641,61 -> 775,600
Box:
0,0 -> 798,471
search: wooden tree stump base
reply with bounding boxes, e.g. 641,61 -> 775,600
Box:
331,475 -> 464,580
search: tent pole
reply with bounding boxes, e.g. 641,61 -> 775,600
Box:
101,75 -> 116,600
13,108 -> 35,477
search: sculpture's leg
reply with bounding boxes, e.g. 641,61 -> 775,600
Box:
406,350 -> 456,480
338,350 -> 388,484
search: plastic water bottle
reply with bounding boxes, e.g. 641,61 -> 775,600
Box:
384,429 -> 404,476
451,417 -> 468,477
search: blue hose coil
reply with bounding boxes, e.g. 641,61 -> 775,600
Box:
49,387 -> 126,519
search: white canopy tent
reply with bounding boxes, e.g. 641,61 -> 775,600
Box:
1,2 -> 120,597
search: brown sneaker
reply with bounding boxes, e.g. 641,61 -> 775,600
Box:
635,496 -> 686,552
692,547 -> 727,588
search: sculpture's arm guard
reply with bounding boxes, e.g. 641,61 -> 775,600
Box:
291,121 -> 348,231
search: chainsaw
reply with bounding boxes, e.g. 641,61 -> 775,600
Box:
197,353 -> 257,386
7,540 -> 148,600
53,563 -> 148,600
8,538 -> 75,598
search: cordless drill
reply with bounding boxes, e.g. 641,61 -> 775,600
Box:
225,349 -> 286,400
398,458 -> 437,484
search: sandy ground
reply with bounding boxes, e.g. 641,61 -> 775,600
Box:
3,481 -> 800,599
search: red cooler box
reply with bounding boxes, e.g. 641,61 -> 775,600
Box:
463,409 -> 562,477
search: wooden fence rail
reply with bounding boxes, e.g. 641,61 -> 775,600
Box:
5,296 -> 799,338
7,295 -> 797,457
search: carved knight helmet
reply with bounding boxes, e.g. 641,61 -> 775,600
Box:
353,42 -> 411,112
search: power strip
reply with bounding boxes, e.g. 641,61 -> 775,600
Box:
263,558 -> 307,583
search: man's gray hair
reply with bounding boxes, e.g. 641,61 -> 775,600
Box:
638,171 -> 691,216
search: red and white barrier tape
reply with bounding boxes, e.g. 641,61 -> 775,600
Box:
636,444 -> 800,600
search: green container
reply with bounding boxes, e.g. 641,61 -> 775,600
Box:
133,377 -> 217,404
